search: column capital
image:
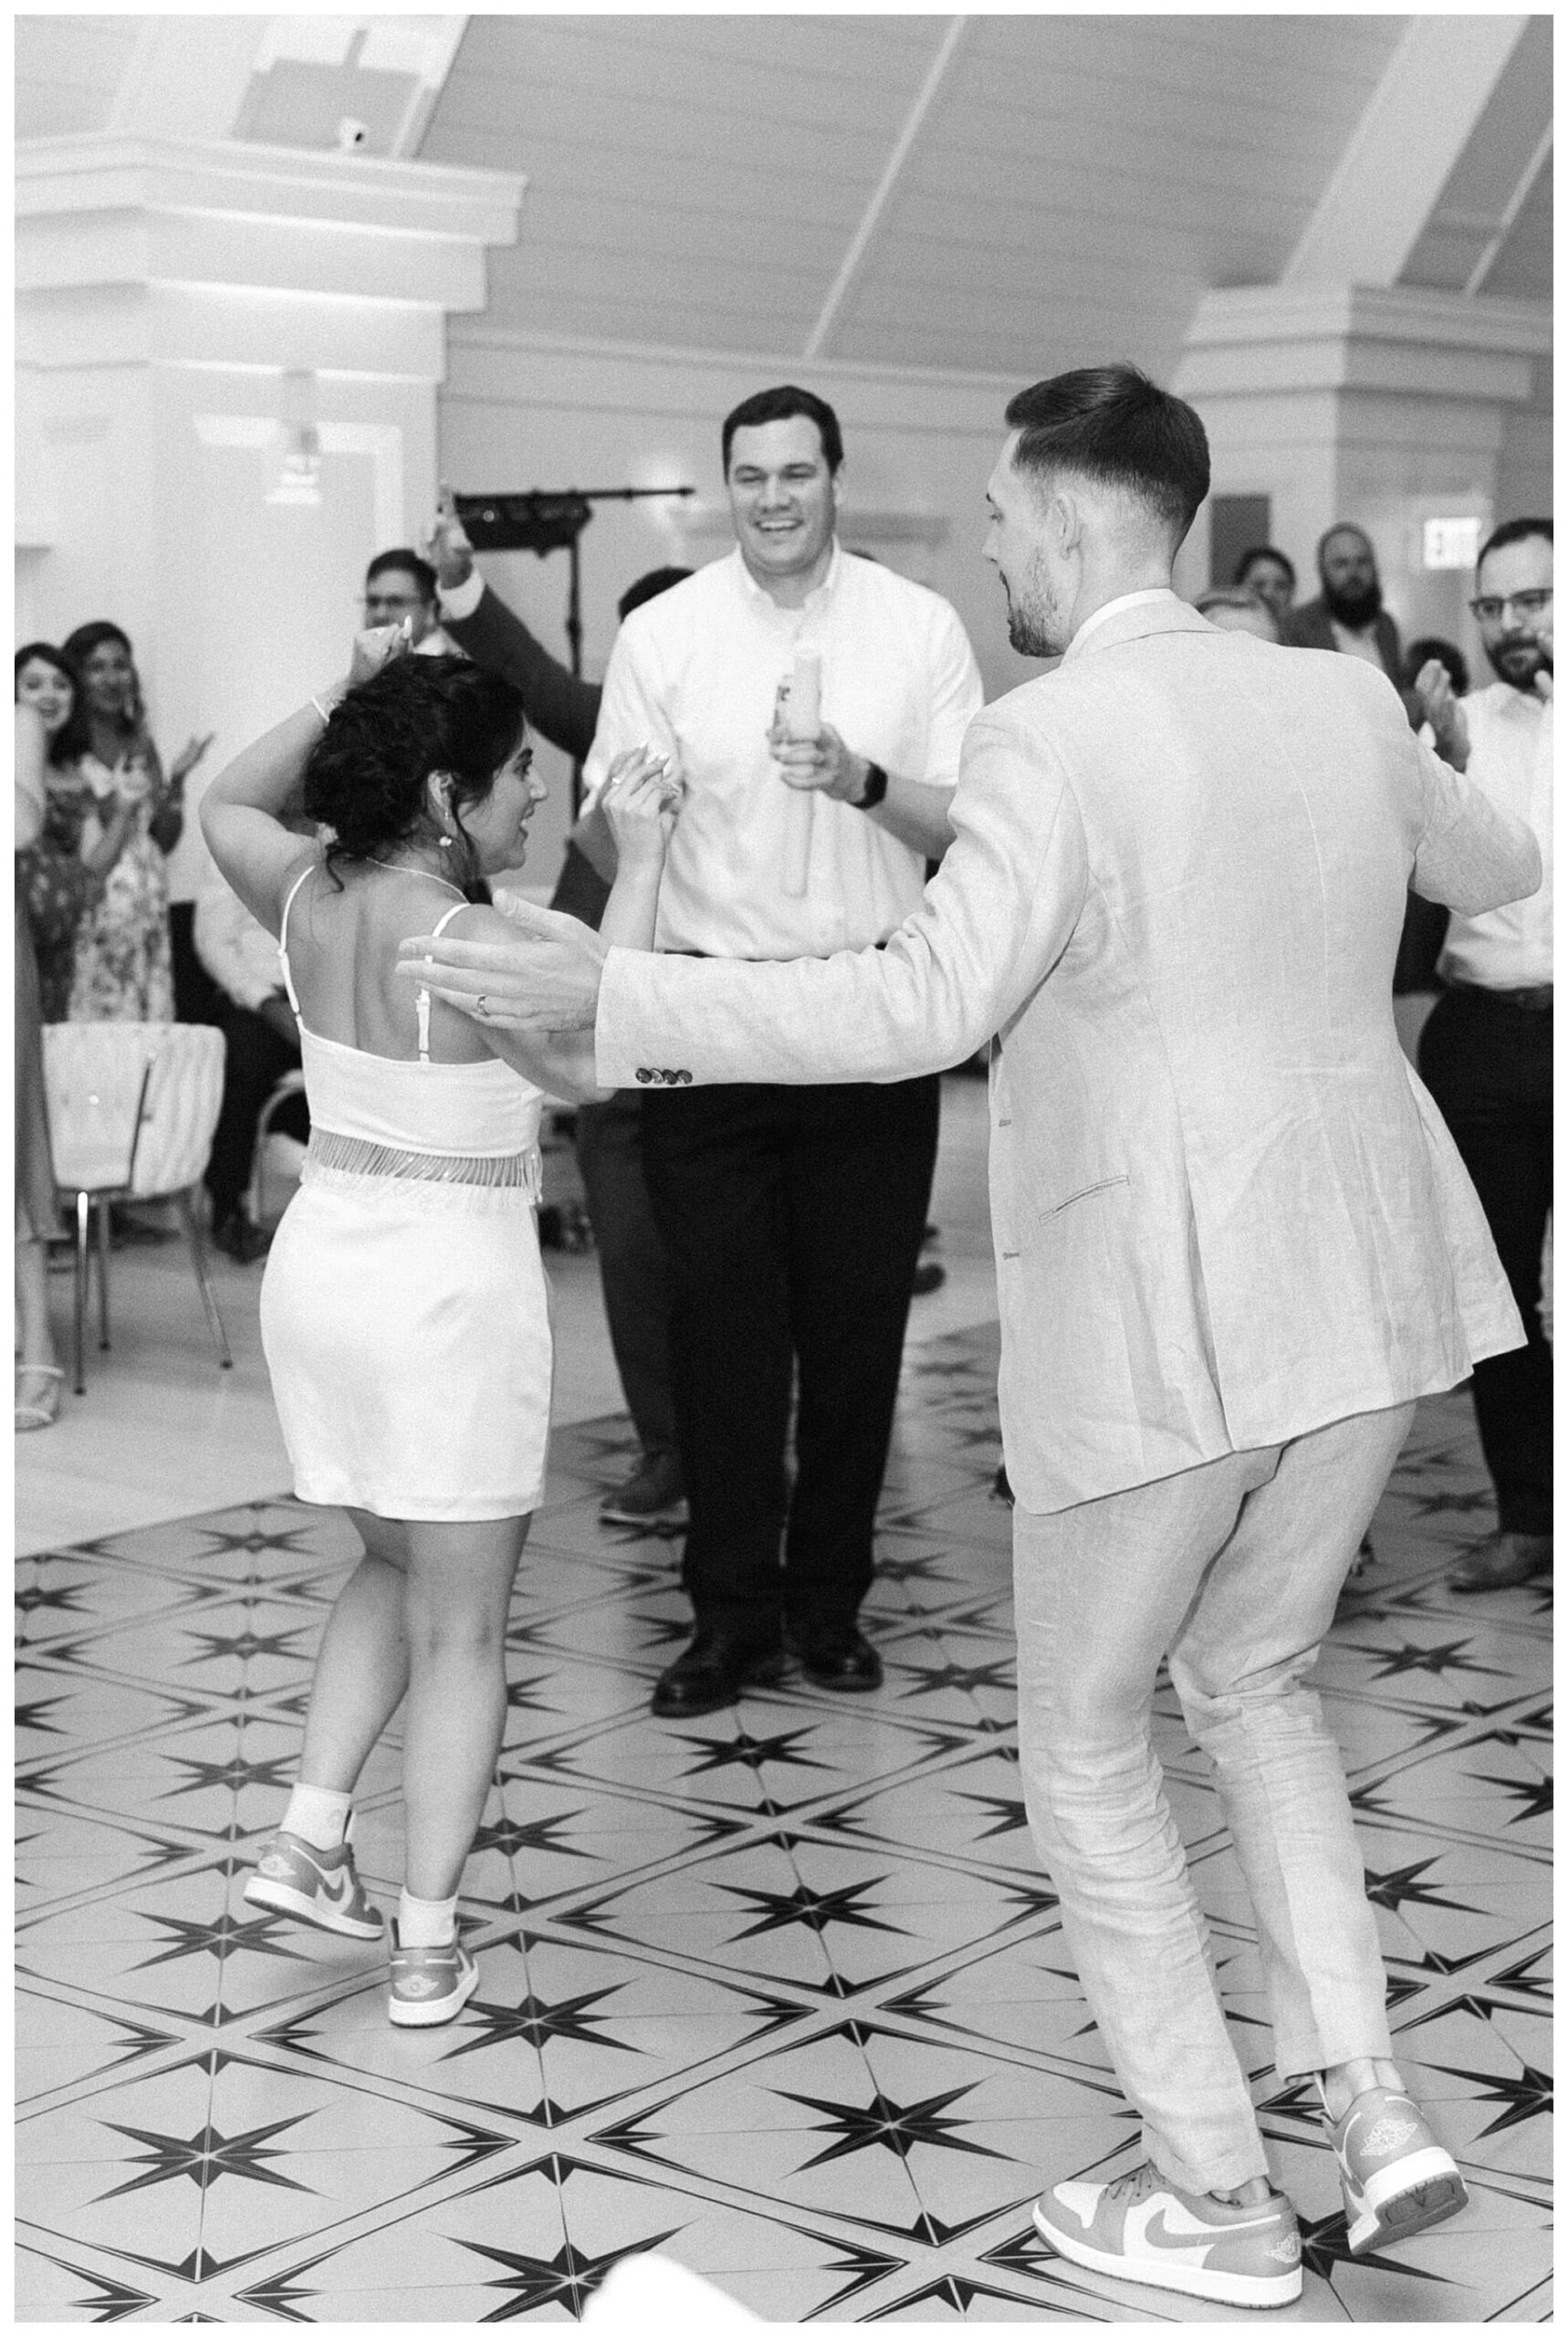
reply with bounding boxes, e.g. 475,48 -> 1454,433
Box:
1176,285 -> 1550,406
17,132 -> 525,374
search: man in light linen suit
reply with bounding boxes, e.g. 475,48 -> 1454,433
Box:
404,367 -> 1539,2311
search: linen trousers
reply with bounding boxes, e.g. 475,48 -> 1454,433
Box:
1012,1402 -> 1413,2196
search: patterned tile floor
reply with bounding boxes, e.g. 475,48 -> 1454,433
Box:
16,1330 -> 1552,2323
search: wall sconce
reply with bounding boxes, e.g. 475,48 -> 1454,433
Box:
267,424 -> 323,507
268,371 -> 322,508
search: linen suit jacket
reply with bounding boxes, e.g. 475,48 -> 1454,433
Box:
596,597 -> 1538,1513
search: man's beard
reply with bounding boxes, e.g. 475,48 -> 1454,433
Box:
1487,634 -> 1549,694
1004,566 -> 1066,659
1322,576 -> 1383,630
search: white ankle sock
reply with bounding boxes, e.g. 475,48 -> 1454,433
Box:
282,1782 -> 350,1850
398,1888 -> 458,1947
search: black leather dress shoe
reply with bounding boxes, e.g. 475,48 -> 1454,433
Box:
791,1623 -> 883,1692
650,1630 -> 787,1718
211,1208 -> 273,1264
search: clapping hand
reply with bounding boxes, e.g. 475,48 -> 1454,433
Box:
349,619 -> 413,687
1413,658 -> 1469,769
423,485 -> 476,593
168,733 -> 216,789
599,745 -> 682,868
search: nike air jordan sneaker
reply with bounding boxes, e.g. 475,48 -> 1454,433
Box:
1033,2162 -> 1302,2309
244,1829 -> 384,1942
388,1930 -> 479,2027
1326,2085 -> 1468,2253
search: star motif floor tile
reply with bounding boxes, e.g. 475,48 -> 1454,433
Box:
14,1357 -> 1551,2321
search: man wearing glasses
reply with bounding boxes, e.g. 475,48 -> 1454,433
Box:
361,549 -> 459,657
1413,519 -> 1553,1592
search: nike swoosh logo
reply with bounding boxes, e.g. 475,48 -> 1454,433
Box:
1141,2213 -> 1215,2262
315,1870 -> 352,1907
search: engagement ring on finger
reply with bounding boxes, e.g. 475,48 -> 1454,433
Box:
476,995 -> 489,1018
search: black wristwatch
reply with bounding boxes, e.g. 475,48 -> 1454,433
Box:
855,760 -> 889,811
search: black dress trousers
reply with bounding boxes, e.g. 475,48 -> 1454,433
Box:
640,1074 -> 941,1644
204,1004 -> 308,1223
1419,985 -> 1553,1537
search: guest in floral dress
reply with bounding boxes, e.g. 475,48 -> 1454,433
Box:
57,622 -> 213,1022
14,644 -> 99,1426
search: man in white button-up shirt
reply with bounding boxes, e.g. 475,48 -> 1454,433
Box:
1415,518 -> 1553,1592
580,383 -> 983,1718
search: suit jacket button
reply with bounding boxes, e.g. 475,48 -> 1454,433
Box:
677,1070 -> 693,1084
635,1068 -> 653,1084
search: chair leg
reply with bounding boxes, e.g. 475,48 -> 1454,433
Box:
96,1197 -> 113,1350
246,1128 -> 266,1231
72,1189 -> 89,1395
176,1189 -> 233,1370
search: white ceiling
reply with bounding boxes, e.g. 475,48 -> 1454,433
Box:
418,13 -> 1416,377
16,13 -> 1554,383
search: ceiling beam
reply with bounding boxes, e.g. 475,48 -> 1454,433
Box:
1464,124 -> 1552,298
356,17 -> 470,160
1284,15 -> 1531,288
804,16 -> 966,364
106,17 -> 270,143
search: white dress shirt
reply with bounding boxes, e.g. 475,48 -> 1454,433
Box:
437,571 -> 486,624
195,868 -> 289,1012
1438,682 -> 1552,989
582,544 -> 984,960
412,622 -> 462,658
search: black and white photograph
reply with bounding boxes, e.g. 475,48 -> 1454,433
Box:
15,11 -> 1552,2324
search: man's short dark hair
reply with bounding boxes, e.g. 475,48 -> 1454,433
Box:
1234,544 -> 1296,592
1477,517 -> 1552,573
722,385 -> 844,477
617,566 -> 692,623
1002,364 -> 1210,542
366,548 -> 438,601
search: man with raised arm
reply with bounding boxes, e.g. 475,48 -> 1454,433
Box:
403,364 -> 1538,2311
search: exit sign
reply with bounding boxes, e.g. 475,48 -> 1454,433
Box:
1424,517 -> 1481,571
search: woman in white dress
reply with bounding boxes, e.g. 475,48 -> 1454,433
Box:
200,631 -> 676,2025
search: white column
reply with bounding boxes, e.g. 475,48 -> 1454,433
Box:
1174,284 -> 1551,656
16,133 -> 523,896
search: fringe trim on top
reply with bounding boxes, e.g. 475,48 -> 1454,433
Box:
301,1128 -> 542,1208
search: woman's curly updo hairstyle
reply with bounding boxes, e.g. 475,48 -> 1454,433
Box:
304,655 -> 528,887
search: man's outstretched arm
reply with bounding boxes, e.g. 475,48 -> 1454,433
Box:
400,707 -> 1091,1090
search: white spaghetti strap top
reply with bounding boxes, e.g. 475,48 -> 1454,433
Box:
277,865 -> 312,1017
417,903 -> 470,1064
277,862 -> 468,1064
